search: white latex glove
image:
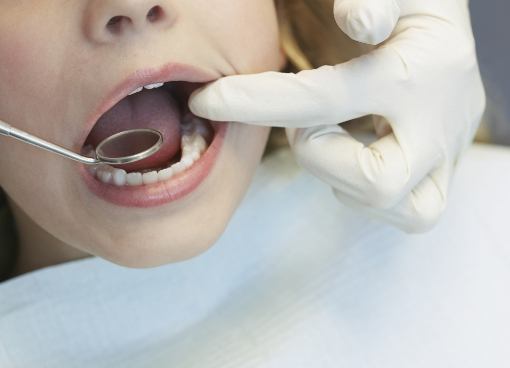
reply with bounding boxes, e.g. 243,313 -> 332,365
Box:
189,0 -> 486,233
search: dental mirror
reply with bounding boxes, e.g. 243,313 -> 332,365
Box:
0,120 -> 163,165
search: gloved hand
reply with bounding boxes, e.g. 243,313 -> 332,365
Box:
189,0 -> 486,233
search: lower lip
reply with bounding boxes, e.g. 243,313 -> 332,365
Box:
79,122 -> 228,208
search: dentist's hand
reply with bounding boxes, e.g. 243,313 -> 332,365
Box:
189,0 -> 486,232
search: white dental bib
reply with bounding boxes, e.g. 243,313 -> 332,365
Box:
1,145 -> 510,368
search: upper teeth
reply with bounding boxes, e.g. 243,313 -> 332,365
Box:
144,82 -> 164,90
128,82 -> 165,96
128,87 -> 143,96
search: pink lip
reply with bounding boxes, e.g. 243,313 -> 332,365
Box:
78,62 -> 228,208
80,123 -> 227,208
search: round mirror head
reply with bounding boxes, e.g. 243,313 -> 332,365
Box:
95,129 -> 163,165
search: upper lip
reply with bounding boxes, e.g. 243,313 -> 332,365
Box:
76,62 -> 218,151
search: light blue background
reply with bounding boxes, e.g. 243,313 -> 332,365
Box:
471,1 -> 510,144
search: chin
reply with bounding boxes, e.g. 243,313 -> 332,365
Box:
92,226 -> 224,269
89,208 -> 235,268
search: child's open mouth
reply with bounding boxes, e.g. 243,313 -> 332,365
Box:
82,81 -> 214,185
79,64 -> 228,208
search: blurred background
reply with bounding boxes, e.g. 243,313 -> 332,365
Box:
471,0 -> 510,145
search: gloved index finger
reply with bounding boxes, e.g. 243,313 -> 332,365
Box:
189,43 -> 408,128
188,67 -> 372,128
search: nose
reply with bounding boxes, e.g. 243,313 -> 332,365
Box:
84,0 -> 176,43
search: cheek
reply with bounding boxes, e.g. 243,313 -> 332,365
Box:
0,4 -> 80,138
0,29 -> 66,208
0,20 -> 67,153
0,34 -> 33,87
229,3 -> 284,72
0,16 -> 58,95
193,0 -> 285,73
0,28 -> 42,125
222,125 -> 271,190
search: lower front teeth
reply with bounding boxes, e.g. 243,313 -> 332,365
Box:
113,169 -> 127,186
126,172 -> 143,186
90,122 -> 209,187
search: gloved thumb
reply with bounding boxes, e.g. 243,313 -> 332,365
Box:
334,0 -> 401,45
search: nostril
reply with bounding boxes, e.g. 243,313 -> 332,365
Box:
106,16 -> 123,29
146,6 -> 164,23
99,5 -> 170,38
106,15 -> 131,34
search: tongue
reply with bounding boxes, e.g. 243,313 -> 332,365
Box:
86,88 -> 181,172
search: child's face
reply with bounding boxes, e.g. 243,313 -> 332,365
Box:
0,1 -> 285,267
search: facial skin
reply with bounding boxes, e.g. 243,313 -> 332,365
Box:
0,0 -> 285,271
